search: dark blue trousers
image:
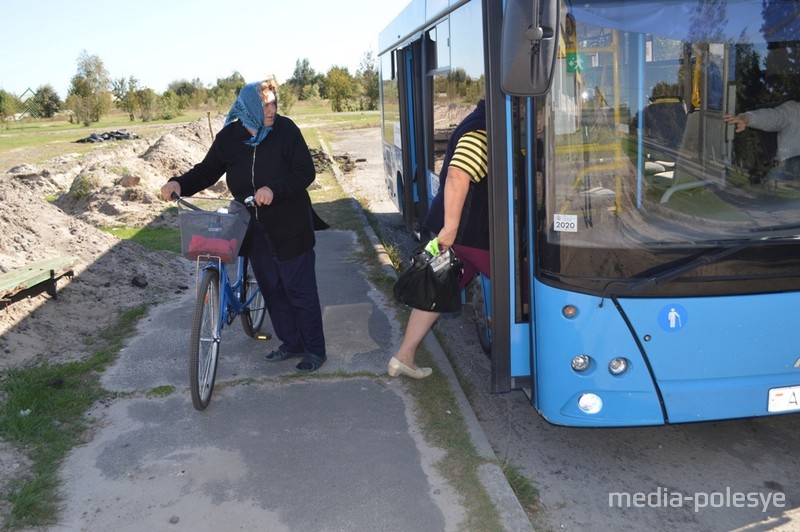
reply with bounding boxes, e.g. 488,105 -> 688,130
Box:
247,223 -> 326,358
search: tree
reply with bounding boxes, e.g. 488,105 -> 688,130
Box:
168,79 -> 197,97
0,89 -> 19,127
112,76 -> 140,121
277,83 -> 296,114
135,88 -> 158,122
158,89 -> 181,120
169,78 -> 208,108
356,50 -> 379,111
287,58 -> 325,100
326,66 -> 356,112
209,71 -> 245,110
33,84 -> 61,118
65,51 -> 112,125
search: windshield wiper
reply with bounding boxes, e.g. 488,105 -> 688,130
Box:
599,236 -> 797,303
747,222 -> 800,234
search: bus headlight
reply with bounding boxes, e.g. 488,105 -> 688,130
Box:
578,393 -> 603,414
571,354 -> 591,372
608,357 -> 629,375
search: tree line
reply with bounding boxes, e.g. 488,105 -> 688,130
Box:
0,50 -> 380,127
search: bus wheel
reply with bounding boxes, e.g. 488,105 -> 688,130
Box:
467,276 -> 492,357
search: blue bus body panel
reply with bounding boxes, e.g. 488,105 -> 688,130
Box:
510,321 -> 531,377
527,282 -> 800,426
618,294 -> 800,423
531,282 -> 665,426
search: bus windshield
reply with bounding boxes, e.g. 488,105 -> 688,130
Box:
539,0 -> 800,296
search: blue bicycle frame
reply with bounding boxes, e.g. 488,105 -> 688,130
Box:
197,257 -> 257,329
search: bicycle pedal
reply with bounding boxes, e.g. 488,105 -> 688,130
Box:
256,333 -> 272,341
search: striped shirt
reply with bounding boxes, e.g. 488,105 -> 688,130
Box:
449,129 -> 488,184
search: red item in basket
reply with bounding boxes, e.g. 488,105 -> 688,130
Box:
187,235 -> 239,263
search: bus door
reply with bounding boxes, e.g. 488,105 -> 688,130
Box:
396,40 -> 430,235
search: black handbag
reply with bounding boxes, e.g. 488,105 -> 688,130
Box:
393,245 -> 464,312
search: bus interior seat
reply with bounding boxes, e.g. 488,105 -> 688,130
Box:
642,99 -> 687,152
658,112 -> 727,203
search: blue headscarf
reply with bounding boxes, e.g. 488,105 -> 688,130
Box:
224,82 -> 273,147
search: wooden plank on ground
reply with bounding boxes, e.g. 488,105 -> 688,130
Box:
0,256 -> 78,300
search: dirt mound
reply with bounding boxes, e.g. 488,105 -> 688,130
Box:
0,115 -> 235,368
142,117 -> 220,175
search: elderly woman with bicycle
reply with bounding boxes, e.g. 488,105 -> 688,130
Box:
160,78 -> 327,373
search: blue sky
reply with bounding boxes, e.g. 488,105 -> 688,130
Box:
0,0 -> 409,98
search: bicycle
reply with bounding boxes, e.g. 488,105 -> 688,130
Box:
174,194 -> 269,410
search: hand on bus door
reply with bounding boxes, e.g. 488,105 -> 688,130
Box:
723,113 -> 749,133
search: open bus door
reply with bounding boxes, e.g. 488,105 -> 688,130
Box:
396,40 -> 430,236
491,0 -> 560,398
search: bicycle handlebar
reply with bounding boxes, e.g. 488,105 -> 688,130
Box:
171,192 -> 255,210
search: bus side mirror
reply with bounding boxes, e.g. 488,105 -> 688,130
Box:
501,0 -> 559,96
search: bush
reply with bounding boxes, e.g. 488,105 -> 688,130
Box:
69,173 -> 100,200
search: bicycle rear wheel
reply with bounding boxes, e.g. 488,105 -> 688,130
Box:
190,268 -> 221,410
240,259 -> 266,337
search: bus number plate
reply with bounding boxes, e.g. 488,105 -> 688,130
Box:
767,386 -> 800,413
554,214 -> 578,232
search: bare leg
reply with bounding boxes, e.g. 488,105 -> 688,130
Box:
393,308 -> 439,368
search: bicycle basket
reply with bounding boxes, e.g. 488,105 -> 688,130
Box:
178,199 -> 250,263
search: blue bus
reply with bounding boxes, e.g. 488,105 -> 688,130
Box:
379,0 -> 800,426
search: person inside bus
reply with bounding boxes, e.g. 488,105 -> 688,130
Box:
723,100 -> 800,180
160,78 -> 328,373
388,100 -> 491,379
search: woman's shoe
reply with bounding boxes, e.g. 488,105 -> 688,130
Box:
387,357 -> 432,379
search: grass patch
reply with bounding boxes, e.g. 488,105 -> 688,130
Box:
146,385 -> 175,398
289,101 -> 381,130
401,347 -> 504,530
0,109 -> 209,137
433,327 -> 542,523
0,306 -> 148,528
0,110 -> 212,169
501,460 -> 540,515
101,226 -> 181,254
309,164 -> 368,233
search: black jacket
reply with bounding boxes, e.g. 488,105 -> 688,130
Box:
171,116 -> 317,260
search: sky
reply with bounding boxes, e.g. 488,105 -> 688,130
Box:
0,0 -> 410,99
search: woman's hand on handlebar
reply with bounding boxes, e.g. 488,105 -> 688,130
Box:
253,186 -> 274,206
160,181 -> 181,202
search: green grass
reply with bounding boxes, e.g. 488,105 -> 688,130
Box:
501,460 -> 540,515
146,385 -> 175,398
1,109 -> 210,136
0,306 -> 147,529
101,226 -> 181,253
0,109 -> 211,168
410,348 -> 505,530
289,99 -> 381,130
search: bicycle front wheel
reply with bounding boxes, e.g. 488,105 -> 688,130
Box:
190,268 -> 221,410
240,259 -> 266,337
